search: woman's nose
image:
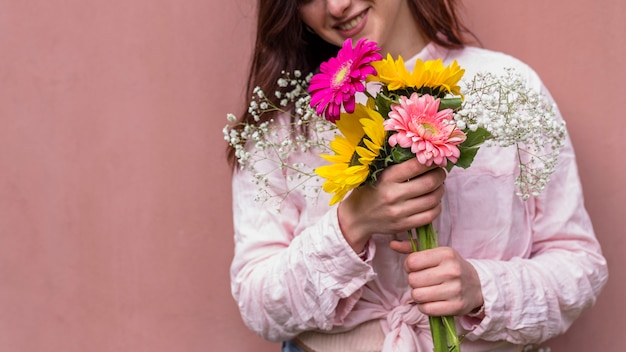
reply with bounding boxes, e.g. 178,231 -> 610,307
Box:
326,0 -> 351,18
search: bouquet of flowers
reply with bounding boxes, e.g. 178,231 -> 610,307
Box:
224,38 -> 566,352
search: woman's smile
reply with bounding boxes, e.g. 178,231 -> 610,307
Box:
335,8 -> 368,33
299,0 -> 425,58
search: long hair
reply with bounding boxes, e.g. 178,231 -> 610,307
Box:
227,0 -> 475,168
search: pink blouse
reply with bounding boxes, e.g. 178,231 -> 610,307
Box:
229,43 -> 608,351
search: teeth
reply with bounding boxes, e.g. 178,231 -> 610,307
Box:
338,12 -> 365,31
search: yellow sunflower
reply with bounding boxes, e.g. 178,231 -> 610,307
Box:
315,101 -> 386,205
369,55 -> 465,95
413,59 -> 465,96
368,53 -> 413,90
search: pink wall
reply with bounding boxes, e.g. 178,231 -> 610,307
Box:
0,1 -> 623,351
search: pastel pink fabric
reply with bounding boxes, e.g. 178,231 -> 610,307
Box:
230,43 -> 608,351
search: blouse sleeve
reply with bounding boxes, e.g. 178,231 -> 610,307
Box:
460,70 -> 609,344
229,152 -> 377,342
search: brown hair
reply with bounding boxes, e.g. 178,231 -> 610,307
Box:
227,0 -> 475,168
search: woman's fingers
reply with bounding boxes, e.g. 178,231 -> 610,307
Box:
376,166 -> 446,210
389,240 -> 414,254
391,247 -> 484,316
337,159 -> 446,244
381,158 -> 435,183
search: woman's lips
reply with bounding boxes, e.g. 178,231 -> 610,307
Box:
335,9 -> 368,37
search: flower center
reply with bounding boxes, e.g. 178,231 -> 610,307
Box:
411,115 -> 439,138
421,122 -> 437,134
332,61 -> 352,88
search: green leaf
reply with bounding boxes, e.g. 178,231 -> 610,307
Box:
374,93 -> 394,119
438,97 -> 463,111
391,146 -> 414,164
445,127 -> 491,171
462,127 -> 492,148
450,145 -> 480,170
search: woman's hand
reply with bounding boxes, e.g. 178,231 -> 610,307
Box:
337,158 -> 446,252
390,242 -> 484,317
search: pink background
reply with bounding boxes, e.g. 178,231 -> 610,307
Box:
0,1 -> 623,351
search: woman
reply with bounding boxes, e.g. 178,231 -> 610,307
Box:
228,1 -> 608,351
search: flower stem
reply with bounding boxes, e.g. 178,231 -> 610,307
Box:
429,316 -> 447,352
443,315 -> 461,351
408,229 -> 418,252
413,223 -> 461,352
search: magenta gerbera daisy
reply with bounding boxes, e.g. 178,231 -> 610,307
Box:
384,93 -> 467,167
309,38 -> 382,123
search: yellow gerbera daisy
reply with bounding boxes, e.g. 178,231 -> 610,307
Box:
315,101 -> 386,205
369,55 -> 465,95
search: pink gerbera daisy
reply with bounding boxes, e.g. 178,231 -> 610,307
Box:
384,93 -> 467,167
309,38 -> 382,122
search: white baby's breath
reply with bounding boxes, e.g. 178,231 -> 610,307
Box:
224,71 -> 336,204
454,68 -> 567,199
